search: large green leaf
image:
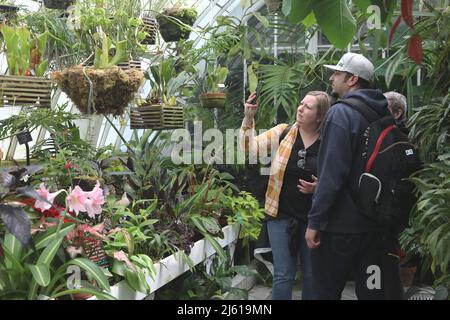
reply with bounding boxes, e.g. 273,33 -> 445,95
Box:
203,233 -> 228,261
4,233 -> 23,264
353,0 -> 371,11
130,254 -> 156,279
287,0 -> 315,24
125,268 -> 150,294
1,245 -> 25,273
67,258 -> 110,292
312,0 -> 357,49
26,263 -> 50,287
37,236 -> 64,267
34,223 -> 75,250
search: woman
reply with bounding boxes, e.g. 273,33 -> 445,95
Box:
240,91 -> 330,300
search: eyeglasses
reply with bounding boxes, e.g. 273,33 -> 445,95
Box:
297,149 -> 307,169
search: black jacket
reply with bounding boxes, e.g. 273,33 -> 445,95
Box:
307,89 -> 388,233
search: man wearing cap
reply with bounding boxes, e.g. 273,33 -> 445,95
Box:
305,52 -> 392,299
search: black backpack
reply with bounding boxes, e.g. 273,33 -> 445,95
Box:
340,98 -> 422,231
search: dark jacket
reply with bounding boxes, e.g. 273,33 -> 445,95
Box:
307,89 -> 388,233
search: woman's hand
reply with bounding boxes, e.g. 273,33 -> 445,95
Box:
297,175 -> 318,194
244,92 -> 258,122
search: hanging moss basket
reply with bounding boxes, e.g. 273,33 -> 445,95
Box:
156,7 -> 197,42
200,92 -> 226,109
265,0 -> 282,13
141,15 -> 158,45
43,0 -> 75,10
130,102 -> 184,130
52,65 -> 144,116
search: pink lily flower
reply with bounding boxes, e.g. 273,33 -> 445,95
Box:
66,186 -> 87,215
84,181 -> 105,218
34,183 -> 64,211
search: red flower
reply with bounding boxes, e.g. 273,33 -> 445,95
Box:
20,198 -> 75,223
64,162 -> 73,170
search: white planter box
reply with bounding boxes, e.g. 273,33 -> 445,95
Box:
94,223 -> 240,300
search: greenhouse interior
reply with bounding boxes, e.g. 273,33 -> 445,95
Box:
0,0 -> 449,301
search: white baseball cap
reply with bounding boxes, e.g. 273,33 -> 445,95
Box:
324,52 -> 374,82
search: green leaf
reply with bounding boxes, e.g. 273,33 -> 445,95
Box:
247,62 -> 259,93
107,40 -> 128,68
282,0 -> 292,16
312,0 -> 357,49
130,254 -> 156,279
34,223 -> 75,250
67,258 -> 110,292
36,60 -> 49,77
353,0 -> 371,12
26,263 -> 50,287
4,233 -> 23,264
121,229 -> 134,257
288,0 -> 314,24
302,11 -> 316,28
125,268 -> 149,294
1,245 -> 25,273
36,32 -> 48,55
111,260 -> 126,277
37,236 -> 63,267
252,12 -> 270,28
385,54 -> 404,88
203,233 -> 227,261
28,279 -> 39,300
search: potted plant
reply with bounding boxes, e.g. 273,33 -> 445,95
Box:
156,5 -> 197,42
52,33 -> 144,115
0,0 -> 18,13
0,25 -> 53,108
265,0 -> 282,13
0,0 -> 18,24
68,0 -> 147,67
43,0 -> 74,10
130,57 -> 187,129
199,65 -> 229,109
140,0 -> 169,45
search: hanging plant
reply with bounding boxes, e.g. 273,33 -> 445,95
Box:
0,2 -> 18,25
0,25 -> 53,108
141,14 -> 158,45
156,6 -> 197,42
43,0 -> 75,10
265,0 -> 282,14
130,100 -> 184,130
200,65 -> 229,109
52,35 -> 144,115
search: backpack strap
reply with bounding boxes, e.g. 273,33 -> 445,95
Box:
338,97 -> 381,123
365,124 -> 396,172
